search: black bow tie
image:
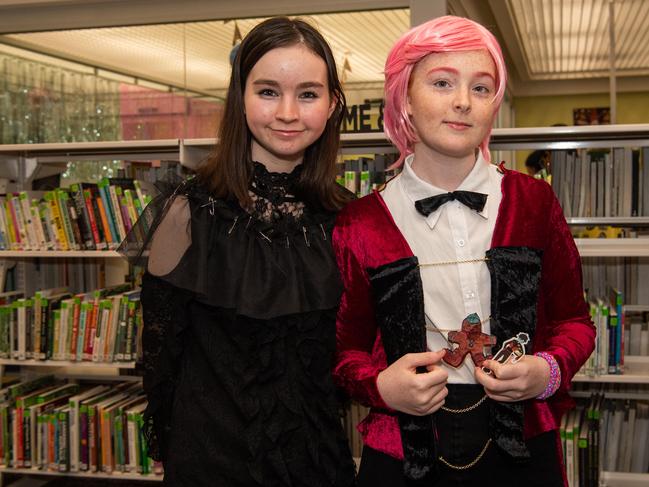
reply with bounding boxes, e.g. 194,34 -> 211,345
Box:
415,191 -> 488,217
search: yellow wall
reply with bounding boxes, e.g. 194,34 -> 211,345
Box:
513,92 -> 649,127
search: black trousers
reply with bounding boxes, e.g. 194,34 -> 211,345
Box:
357,385 -> 564,487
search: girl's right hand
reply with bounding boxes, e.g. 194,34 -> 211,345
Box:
376,350 -> 448,416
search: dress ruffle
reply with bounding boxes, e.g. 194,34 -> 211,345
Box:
120,176 -> 343,320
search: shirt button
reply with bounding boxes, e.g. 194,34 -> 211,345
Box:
465,291 -> 476,299
457,239 -> 465,247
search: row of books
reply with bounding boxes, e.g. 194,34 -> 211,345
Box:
0,284 -> 141,364
337,155 -> 395,198
0,375 -> 161,476
582,253 -> 649,310
562,394 -> 649,487
581,288 -> 626,376
551,147 -> 649,218
0,178 -> 151,251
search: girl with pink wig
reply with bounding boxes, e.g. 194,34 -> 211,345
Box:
332,15 -> 594,486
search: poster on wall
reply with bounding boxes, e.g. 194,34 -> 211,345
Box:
573,107 -> 610,125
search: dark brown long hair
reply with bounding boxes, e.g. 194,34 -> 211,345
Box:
198,17 -> 351,211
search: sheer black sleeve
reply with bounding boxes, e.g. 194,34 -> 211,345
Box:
140,271 -> 190,462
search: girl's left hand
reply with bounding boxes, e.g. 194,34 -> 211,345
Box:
474,355 -> 550,402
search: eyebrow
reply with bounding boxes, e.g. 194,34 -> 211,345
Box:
251,79 -> 326,89
426,67 -> 495,81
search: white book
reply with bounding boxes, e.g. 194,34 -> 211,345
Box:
604,152 -> 612,217
640,327 -> 649,356
623,148 -> 633,217
620,403 -> 636,471
630,405 -> 649,473
92,303 -> 111,362
629,321 -> 642,356
29,203 -> 47,250
126,401 -> 147,473
597,301 -> 609,374
18,193 -> 39,250
565,410 -> 575,487
56,300 -> 71,361
105,294 -> 122,363
605,402 -> 624,471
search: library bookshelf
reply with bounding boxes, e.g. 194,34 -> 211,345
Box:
1,124 -> 649,485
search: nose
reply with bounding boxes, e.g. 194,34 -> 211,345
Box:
453,88 -> 471,113
276,96 -> 299,122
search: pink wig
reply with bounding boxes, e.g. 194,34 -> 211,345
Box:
384,15 -> 507,167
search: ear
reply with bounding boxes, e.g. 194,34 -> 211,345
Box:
405,92 -> 413,117
327,94 -> 337,119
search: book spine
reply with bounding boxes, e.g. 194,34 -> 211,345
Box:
46,192 -> 69,251
55,190 -> 76,250
95,197 -> 115,249
108,184 -> 126,242
18,192 -> 38,250
83,189 -> 106,249
70,184 -> 95,249
69,298 -> 81,361
97,180 -> 119,246
79,405 -> 89,471
58,410 -> 69,472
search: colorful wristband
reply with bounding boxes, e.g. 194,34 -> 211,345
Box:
534,352 -> 561,400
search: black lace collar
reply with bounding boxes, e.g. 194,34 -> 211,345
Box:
250,161 -> 302,203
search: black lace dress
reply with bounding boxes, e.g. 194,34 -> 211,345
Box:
120,163 -> 356,486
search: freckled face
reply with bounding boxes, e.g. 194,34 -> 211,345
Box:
244,44 -> 335,167
406,50 -> 498,161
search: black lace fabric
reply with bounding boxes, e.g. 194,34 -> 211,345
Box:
119,164 -> 355,486
248,161 -> 306,223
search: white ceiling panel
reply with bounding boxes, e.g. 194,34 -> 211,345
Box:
2,9 -> 410,96
506,0 -> 649,80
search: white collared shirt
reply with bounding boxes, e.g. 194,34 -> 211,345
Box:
381,153 -> 504,383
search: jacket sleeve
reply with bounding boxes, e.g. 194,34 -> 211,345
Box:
332,216 -> 390,409
140,272 -> 190,461
538,191 -> 596,394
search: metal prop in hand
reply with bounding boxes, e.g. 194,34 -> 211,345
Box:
481,332 -> 530,375
442,313 -> 497,368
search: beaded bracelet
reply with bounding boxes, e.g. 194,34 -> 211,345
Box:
534,352 -> 561,400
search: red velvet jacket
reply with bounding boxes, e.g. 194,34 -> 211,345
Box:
332,167 -> 595,474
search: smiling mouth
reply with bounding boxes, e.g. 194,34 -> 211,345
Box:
444,121 -> 472,129
272,129 -> 304,136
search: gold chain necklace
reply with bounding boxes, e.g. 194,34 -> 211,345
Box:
438,438 -> 492,470
418,256 -> 489,268
440,394 -> 488,414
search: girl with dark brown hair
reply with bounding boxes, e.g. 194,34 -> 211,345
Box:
121,17 -> 355,487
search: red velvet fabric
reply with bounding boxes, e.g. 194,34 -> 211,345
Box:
332,168 -> 595,476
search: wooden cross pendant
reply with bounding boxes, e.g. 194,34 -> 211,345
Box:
443,313 -> 497,368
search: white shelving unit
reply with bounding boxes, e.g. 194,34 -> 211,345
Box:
574,238 -> 649,257
0,359 -> 136,368
573,356 -> 649,384
0,251 -> 121,258
0,467 -> 162,482
601,471 -> 649,487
